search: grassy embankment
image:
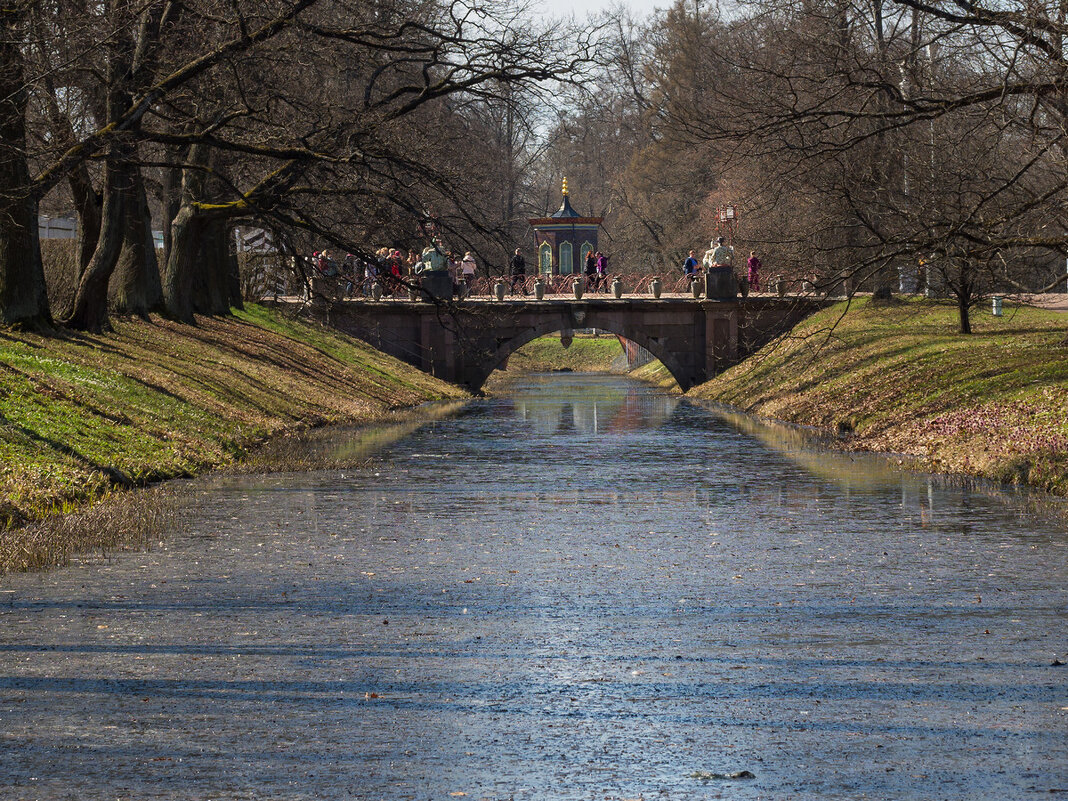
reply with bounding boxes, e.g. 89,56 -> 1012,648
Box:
494,333 -> 625,375
690,297 -> 1068,495
495,333 -> 684,391
0,304 -> 465,570
629,359 -> 681,391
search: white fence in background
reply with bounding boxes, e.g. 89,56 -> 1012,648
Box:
40,215 -> 165,250
38,215 -> 77,240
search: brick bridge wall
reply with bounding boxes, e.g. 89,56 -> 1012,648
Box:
317,297 -> 825,392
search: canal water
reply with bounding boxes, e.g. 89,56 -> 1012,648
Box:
1,373 -> 1066,800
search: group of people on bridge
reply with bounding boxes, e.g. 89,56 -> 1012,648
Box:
304,234 -> 766,300
308,242 -> 482,298
507,247 -> 614,294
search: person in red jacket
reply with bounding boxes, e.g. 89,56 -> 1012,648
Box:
747,251 -> 762,292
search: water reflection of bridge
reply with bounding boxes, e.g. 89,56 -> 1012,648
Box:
319,296 -> 826,392
510,373 -> 680,435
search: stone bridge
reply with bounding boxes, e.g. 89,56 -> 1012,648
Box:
318,297 -> 825,392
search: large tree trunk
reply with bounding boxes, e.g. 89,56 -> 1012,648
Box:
199,219 -> 239,315
198,219 -> 227,315
62,7 -> 140,333
65,159 -> 132,332
66,2 -> 176,320
70,165 -> 102,281
0,9 -> 51,329
110,167 -> 162,316
162,202 -> 204,324
163,209 -> 240,322
162,143 -> 241,322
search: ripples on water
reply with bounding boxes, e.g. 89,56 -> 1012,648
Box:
1,373 -> 1065,800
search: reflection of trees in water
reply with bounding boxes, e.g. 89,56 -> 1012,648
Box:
251,401 -> 469,467
709,405 -> 908,493
700,403 -> 1054,535
511,375 -> 680,435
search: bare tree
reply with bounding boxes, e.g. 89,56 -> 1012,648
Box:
0,0 -> 598,330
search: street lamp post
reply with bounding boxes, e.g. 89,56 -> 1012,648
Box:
718,204 -> 738,246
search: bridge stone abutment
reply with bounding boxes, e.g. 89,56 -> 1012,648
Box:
320,298 -> 824,393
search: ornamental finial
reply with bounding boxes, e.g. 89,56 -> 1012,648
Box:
562,176 -> 569,196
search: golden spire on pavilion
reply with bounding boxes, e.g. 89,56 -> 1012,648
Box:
562,176 -> 569,196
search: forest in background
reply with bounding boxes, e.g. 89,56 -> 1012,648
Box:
3,0 -> 1068,335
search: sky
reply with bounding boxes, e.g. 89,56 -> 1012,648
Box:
536,0 -> 663,22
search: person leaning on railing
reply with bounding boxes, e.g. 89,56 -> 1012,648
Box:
746,251 -> 762,292
683,249 -> 700,276
461,252 -> 477,290
595,251 -> 609,292
683,249 -> 700,290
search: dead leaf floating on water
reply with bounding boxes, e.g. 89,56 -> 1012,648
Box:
690,770 -> 756,781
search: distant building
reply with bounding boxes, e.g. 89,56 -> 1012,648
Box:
528,178 -> 602,275
235,226 -> 276,253
40,214 -> 165,250
38,214 -> 77,240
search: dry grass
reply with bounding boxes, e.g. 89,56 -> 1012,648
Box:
690,297 -> 1068,495
0,484 -> 180,573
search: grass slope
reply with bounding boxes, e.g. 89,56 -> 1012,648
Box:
690,297 -> 1068,495
501,334 -> 624,373
0,304 -> 465,528
629,359 -> 681,391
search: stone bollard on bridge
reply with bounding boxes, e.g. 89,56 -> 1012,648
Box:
704,266 -> 739,299
420,272 -> 454,301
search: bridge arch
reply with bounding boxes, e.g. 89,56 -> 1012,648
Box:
470,313 -> 690,393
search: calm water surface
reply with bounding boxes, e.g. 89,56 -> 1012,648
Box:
1,373 -> 1066,800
